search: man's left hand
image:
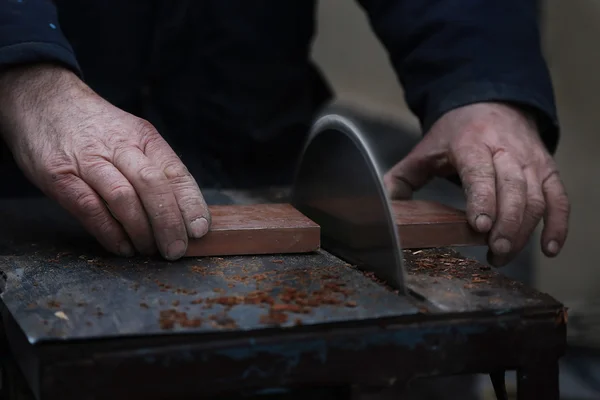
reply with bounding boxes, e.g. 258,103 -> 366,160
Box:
383,102 -> 570,267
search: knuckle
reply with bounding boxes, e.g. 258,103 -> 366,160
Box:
539,152 -> 558,168
145,195 -> 182,225
133,119 -> 166,154
459,164 -> 495,180
500,175 -> 526,193
74,191 -> 105,219
150,209 -> 183,231
42,154 -> 76,177
48,172 -> 77,192
464,179 -> 495,201
177,193 -> 204,211
138,165 -> 166,187
466,178 -> 495,192
81,160 -> 111,177
526,196 -> 546,219
163,160 -> 191,183
497,208 -> 524,233
96,217 -> 117,236
134,119 -> 160,139
105,184 -> 137,206
78,140 -> 108,157
499,215 -> 522,229
542,169 -> 562,187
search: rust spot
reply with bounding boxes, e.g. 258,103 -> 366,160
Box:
159,309 -> 202,330
206,296 -> 243,307
174,288 -> 197,295
272,303 -> 304,313
260,309 -> 288,325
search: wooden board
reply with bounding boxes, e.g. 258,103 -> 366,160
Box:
185,203 -> 320,257
185,200 -> 486,257
392,200 -> 488,249
303,197 -> 488,249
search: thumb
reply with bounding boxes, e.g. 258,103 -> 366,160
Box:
383,140 -> 445,200
383,168 -> 415,199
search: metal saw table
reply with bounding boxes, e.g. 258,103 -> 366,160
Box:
0,189 -> 566,400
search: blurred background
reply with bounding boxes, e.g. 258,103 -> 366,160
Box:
312,1 -> 600,399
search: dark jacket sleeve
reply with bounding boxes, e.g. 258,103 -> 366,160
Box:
357,0 -> 560,154
0,0 -> 81,76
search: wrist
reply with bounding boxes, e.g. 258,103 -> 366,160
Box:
0,62 -> 87,107
0,63 -> 82,147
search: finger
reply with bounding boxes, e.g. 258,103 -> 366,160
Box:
490,166 -> 544,267
452,144 -> 496,233
383,139 -> 442,200
81,161 -> 156,255
143,135 -> 211,238
489,151 -> 527,261
114,147 -> 188,261
541,171 -> 570,257
50,174 -> 134,256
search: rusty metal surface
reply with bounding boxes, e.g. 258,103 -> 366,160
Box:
0,191 -> 564,345
0,194 -> 419,344
0,250 -> 421,343
402,249 -> 562,314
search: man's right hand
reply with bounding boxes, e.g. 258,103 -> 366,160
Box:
0,64 -> 211,260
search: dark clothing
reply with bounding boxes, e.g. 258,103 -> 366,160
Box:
0,0 -> 558,188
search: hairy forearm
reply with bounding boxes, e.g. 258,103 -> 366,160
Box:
0,63 -> 86,148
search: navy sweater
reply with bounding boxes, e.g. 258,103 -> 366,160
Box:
0,0 -> 558,188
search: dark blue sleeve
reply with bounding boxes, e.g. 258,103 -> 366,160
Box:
0,0 -> 81,75
357,0 -> 559,153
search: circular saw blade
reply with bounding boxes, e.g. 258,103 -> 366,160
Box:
292,113 -> 406,294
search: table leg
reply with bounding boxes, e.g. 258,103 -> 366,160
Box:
0,354 -> 35,400
517,361 -> 559,400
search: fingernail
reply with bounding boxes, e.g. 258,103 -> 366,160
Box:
475,214 -> 493,232
190,217 -> 209,238
492,238 -> 512,255
118,241 -> 135,257
166,240 -> 186,260
546,240 -> 560,256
